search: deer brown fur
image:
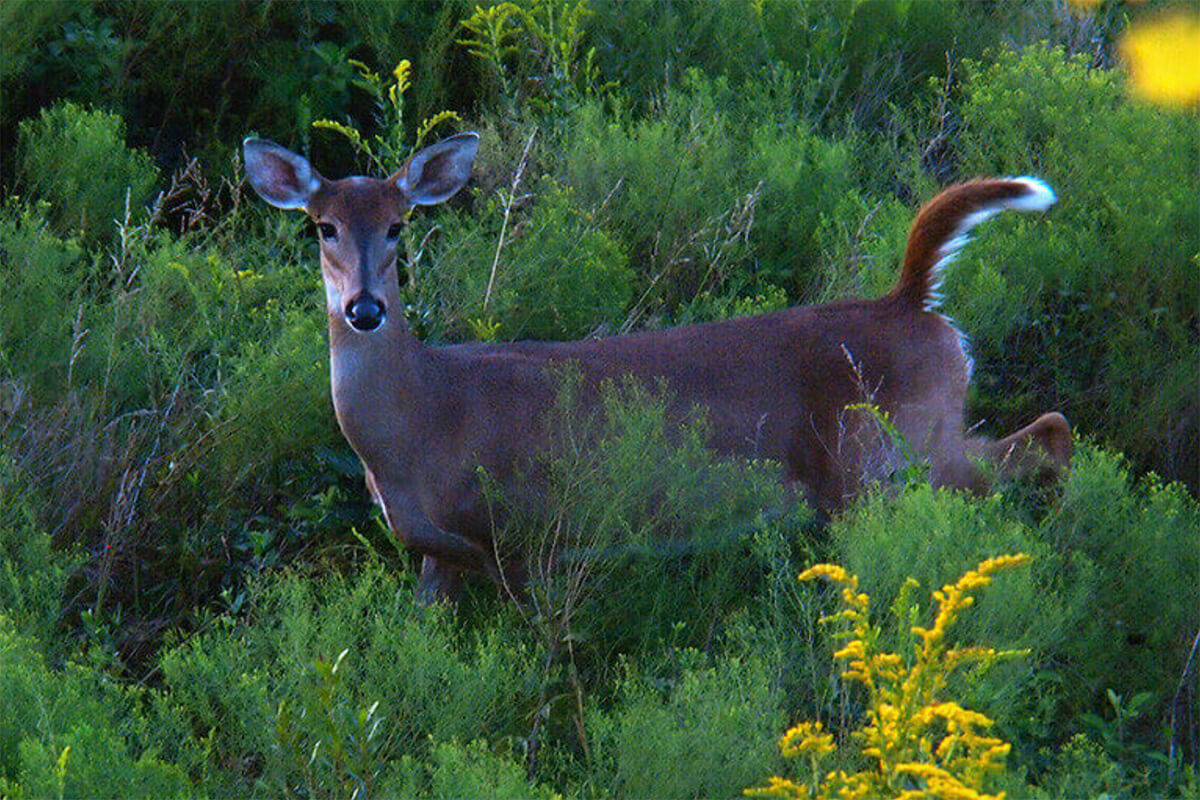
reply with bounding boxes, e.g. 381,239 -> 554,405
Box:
244,133 -> 1072,602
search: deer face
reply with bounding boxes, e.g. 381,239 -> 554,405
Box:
306,177 -> 406,332
243,134 -> 479,333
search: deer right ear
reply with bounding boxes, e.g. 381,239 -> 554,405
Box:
243,138 -> 322,210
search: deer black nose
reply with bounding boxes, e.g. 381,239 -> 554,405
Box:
346,294 -> 386,332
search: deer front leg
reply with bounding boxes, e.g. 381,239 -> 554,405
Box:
418,555 -> 464,605
365,469 -> 486,605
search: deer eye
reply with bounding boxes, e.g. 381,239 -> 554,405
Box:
386,222 -> 403,240
317,222 -> 337,241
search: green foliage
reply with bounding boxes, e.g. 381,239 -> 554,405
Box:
17,102 -> 158,246
0,0 -> 75,85
485,185 -> 633,339
949,44 -> 1200,487
0,616 -> 199,799
562,79 -> 743,310
427,739 -> 556,800
590,652 -> 783,799
273,648 -> 389,799
827,445 -> 1199,785
0,451 -> 79,651
492,374 -> 802,659
459,0 -> 613,121
0,203 -> 87,398
408,183 -> 633,341
1047,447 -> 1200,722
312,55 -> 461,175
562,73 -> 861,312
160,564 -> 541,793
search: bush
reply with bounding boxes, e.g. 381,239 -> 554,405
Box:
827,445 -> 1200,781
491,185 -> 633,339
426,739 -> 555,800
0,203 -> 87,400
748,555 -> 1031,800
17,102 -> 158,245
563,81 -> 743,310
591,652 -> 784,799
1046,447 -> 1200,724
0,449 -> 79,651
563,73 -> 863,311
427,184 -> 634,340
491,375 -> 802,659
160,564 -> 542,794
0,616 -> 199,798
949,44 -> 1200,487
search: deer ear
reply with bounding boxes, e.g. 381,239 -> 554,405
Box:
394,133 -> 479,207
243,138 -> 322,210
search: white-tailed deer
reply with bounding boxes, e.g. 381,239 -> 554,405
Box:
244,133 -> 1071,602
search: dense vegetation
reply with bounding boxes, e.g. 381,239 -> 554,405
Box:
0,1 -> 1197,797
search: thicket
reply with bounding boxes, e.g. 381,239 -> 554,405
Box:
0,0 -> 1196,797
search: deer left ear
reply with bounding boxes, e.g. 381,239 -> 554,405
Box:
393,133 -> 479,207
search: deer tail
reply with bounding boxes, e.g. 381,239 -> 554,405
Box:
891,177 -> 1056,310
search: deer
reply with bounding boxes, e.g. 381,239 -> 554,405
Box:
243,131 -> 1072,603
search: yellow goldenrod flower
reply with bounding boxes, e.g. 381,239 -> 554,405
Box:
780,721 -> 836,759
748,555 -> 1029,800
743,776 -> 809,798
393,59 -> 412,88
1121,11 -> 1200,106
799,563 -> 852,585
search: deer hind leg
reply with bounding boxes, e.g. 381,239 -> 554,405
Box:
970,412 -> 1073,486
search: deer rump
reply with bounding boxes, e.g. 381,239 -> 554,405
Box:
242,135 -> 1071,602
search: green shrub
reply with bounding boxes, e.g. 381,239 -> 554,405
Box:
427,739 -> 555,800
562,73 -> 864,310
562,79 -> 743,309
826,444 -> 1199,782
809,190 -> 911,303
0,450 -> 79,650
493,185 -> 632,339
0,203 -> 87,400
830,487 -> 1068,655
0,616 -> 199,798
491,374 -> 802,660
17,102 -> 158,245
1046,446 -> 1200,724
949,44 -> 1200,487
827,483 -> 1082,757
590,652 -> 784,800
160,564 -> 542,793
746,123 -> 857,294
411,182 -> 633,341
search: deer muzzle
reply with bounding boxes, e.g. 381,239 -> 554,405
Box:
345,293 -> 386,332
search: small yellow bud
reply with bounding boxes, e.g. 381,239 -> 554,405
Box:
1121,11 -> 1200,106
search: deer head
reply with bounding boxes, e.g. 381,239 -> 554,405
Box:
243,133 -> 479,333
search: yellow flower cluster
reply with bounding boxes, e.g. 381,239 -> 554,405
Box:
1068,1 -> 1200,106
781,722 -> 836,760
747,556 -> 1030,800
1121,12 -> 1200,107
389,59 -> 412,107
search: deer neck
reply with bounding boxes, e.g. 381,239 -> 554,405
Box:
327,313 -> 425,465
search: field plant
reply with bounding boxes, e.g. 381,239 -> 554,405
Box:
458,0 -> 613,120
948,44 -> 1199,487
748,556 -> 1029,799
312,56 -> 461,175
16,102 -> 158,246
